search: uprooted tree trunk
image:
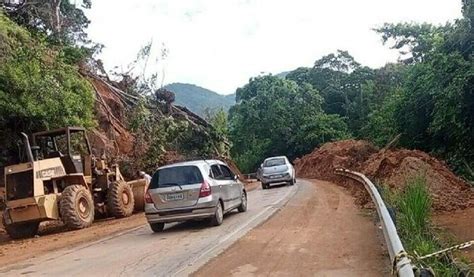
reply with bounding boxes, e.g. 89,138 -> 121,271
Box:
49,0 -> 62,36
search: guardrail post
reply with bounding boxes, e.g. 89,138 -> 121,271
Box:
335,168 -> 415,277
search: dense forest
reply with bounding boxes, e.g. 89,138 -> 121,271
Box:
230,0 -> 473,178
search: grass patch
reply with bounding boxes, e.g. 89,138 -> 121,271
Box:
380,175 -> 467,276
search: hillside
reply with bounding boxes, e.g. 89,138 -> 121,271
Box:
165,83 -> 235,116
0,11 -> 227,178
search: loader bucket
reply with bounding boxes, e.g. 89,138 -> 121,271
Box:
127,179 -> 148,212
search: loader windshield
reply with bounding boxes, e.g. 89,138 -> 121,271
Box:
35,134 -> 67,159
32,128 -> 90,160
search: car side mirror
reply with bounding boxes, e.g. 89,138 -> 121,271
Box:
234,175 -> 239,180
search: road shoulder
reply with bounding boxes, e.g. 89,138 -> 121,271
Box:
193,179 -> 390,276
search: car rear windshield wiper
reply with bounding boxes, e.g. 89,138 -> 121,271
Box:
159,183 -> 183,190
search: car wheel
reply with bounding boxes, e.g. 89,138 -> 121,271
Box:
150,222 -> 165,232
210,201 -> 224,226
261,183 -> 267,190
237,192 -> 247,212
289,179 -> 295,186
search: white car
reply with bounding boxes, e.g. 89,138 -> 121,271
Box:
259,156 -> 296,189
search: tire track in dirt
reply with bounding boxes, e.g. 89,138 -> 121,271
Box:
194,179 -> 390,276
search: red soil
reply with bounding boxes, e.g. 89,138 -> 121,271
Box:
295,140 -> 474,212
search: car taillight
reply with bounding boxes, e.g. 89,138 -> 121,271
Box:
145,191 -> 153,204
199,181 -> 212,198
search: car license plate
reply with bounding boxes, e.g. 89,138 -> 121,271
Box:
166,193 -> 184,201
270,174 -> 282,179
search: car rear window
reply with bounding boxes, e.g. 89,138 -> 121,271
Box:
264,158 -> 285,167
149,166 -> 203,189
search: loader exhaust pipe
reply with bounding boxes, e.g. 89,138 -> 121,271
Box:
21,132 -> 34,162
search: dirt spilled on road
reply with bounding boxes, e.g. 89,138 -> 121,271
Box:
0,213 -> 146,267
194,180 -> 389,277
294,140 -> 474,212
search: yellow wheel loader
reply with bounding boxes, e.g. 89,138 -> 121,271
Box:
2,127 -> 146,239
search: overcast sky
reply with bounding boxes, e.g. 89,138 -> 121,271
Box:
85,0 -> 462,95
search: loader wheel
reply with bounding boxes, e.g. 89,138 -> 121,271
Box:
2,216 -> 39,239
107,180 -> 134,218
60,185 -> 94,230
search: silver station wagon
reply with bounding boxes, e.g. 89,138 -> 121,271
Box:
144,160 -> 248,232
259,156 -> 296,189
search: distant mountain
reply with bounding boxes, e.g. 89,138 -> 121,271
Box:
275,71 -> 290,78
164,83 -> 235,117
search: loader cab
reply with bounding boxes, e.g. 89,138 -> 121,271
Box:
32,127 -> 92,176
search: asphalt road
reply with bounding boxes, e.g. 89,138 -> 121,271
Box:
0,181 -> 297,276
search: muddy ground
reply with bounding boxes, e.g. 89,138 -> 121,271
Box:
0,214 -> 146,268
434,208 -> 474,263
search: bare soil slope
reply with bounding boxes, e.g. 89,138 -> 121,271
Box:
294,140 -> 474,212
434,207 -> 474,262
362,149 -> 474,211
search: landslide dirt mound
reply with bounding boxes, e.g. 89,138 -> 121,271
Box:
294,140 -> 378,180
294,140 -> 378,206
362,149 -> 474,211
295,140 -> 474,212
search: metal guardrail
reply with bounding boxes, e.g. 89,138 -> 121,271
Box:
335,168 -> 416,277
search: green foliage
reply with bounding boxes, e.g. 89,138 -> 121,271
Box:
206,108 -> 229,137
205,108 -> 231,157
60,45 -> 98,65
127,99 -> 224,173
369,4 -> 473,177
286,52 -> 378,137
313,50 -> 360,72
381,176 -> 462,276
374,23 -> 447,64
284,2 -> 473,179
291,113 -> 351,155
0,12 -> 95,166
361,90 -> 401,146
5,0 -> 92,45
396,176 -> 432,236
229,75 -> 350,172
0,11 -> 30,59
